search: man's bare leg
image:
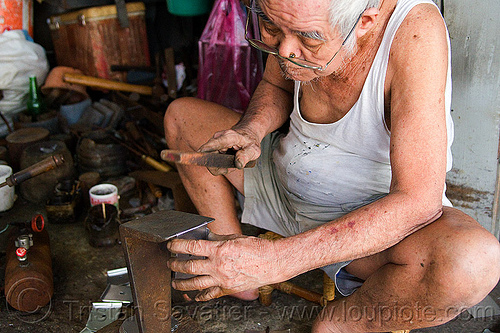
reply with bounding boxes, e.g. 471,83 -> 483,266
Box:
164,97 -> 259,300
312,207 -> 500,332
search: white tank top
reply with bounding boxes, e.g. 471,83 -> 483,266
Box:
273,0 -> 454,209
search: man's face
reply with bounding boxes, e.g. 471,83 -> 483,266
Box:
258,0 -> 348,81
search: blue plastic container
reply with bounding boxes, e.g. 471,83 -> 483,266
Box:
166,0 -> 213,16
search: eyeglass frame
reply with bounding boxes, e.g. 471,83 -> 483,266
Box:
244,0 -> 363,71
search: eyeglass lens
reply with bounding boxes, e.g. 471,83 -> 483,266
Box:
245,9 -> 325,69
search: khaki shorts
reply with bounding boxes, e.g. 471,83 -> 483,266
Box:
242,133 -> 387,296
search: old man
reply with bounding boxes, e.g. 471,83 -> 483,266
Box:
164,0 -> 500,331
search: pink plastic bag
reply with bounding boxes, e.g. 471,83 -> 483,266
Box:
197,0 -> 263,112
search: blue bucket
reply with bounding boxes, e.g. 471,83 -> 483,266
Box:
166,0 -> 213,16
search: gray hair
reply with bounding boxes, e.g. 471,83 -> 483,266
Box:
329,0 -> 380,52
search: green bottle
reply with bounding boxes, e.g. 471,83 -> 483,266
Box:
27,76 -> 46,121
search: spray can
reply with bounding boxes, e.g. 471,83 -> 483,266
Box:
4,215 -> 53,312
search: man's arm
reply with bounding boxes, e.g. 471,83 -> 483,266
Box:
278,3 -> 449,276
199,56 -> 294,169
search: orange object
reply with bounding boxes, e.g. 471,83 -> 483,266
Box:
0,0 -> 34,37
41,66 -> 90,104
5,227 -> 53,312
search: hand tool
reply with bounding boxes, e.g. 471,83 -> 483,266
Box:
0,154 -> 64,189
111,136 -> 173,172
63,72 -> 153,95
161,149 -> 256,169
125,121 -> 158,158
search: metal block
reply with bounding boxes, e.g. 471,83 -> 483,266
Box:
120,210 -> 213,333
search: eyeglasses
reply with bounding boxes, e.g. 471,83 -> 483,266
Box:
244,1 -> 363,71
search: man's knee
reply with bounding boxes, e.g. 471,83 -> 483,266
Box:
164,97 -> 195,147
424,213 -> 500,309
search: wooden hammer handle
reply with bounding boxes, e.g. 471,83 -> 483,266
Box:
63,73 -> 153,95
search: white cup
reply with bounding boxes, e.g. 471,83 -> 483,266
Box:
0,165 -> 15,212
89,184 -> 119,209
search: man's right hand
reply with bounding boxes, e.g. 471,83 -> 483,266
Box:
198,127 -> 261,175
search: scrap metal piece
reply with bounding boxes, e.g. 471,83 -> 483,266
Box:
79,302 -> 123,333
120,210 -> 213,333
101,284 -> 133,303
106,267 -> 129,286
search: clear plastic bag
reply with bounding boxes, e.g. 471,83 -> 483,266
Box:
197,0 -> 263,112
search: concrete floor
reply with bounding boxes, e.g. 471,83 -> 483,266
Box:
1,197 -> 499,333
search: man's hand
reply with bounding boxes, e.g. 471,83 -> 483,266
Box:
167,235 -> 286,301
198,127 -> 261,175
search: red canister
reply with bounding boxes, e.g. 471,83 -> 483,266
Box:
4,225 -> 53,312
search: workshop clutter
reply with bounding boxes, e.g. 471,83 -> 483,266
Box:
19,140 -> 75,203
76,130 -> 129,178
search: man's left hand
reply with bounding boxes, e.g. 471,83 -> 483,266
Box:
167,235 -> 286,301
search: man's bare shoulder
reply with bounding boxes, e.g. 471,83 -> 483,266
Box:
389,3 -> 448,74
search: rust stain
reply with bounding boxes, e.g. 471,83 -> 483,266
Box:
446,182 -> 489,204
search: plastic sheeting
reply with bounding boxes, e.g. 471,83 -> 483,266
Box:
197,0 -> 263,112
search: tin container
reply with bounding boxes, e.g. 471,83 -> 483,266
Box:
0,165 -> 15,212
85,203 -> 119,247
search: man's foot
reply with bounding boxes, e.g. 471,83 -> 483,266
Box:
231,288 -> 259,301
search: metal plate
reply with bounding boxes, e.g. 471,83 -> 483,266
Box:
80,302 -> 123,333
101,284 -> 133,303
119,210 -> 213,243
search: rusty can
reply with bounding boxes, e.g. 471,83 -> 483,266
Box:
85,203 -> 119,247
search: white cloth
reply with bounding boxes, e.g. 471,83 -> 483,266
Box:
0,30 -> 49,136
